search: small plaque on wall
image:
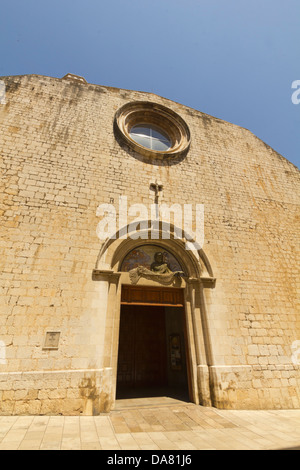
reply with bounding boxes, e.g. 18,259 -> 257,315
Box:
43,332 -> 61,350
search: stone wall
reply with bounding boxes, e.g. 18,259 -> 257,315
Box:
0,74 -> 299,414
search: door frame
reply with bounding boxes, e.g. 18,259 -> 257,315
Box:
116,284 -> 193,401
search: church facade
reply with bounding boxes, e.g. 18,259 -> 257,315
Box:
0,73 -> 299,415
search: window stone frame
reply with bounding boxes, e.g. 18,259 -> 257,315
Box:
114,101 -> 191,159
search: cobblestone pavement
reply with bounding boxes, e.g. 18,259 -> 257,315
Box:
0,397 -> 300,450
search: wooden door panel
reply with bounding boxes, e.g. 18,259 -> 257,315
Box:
117,309 -> 135,385
117,305 -> 167,389
121,285 -> 184,306
135,306 -> 166,387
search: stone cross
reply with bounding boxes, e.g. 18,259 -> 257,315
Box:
150,180 -> 163,204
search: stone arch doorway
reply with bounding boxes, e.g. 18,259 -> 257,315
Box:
92,223 -> 216,412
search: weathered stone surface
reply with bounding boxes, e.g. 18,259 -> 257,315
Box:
0,74 -> 299,414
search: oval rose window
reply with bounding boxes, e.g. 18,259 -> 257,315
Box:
114,101 -> 191,159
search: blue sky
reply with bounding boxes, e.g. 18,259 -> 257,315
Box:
1,0 -> 299,168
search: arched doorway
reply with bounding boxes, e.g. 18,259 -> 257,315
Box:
93,224 -> 216,412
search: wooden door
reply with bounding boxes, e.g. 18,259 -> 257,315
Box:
117,305 -> 167,390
